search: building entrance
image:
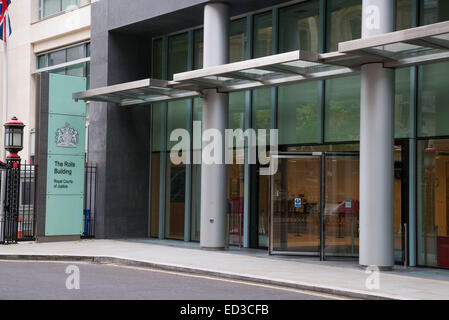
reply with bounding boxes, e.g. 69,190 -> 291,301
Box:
270,152 -> 360,259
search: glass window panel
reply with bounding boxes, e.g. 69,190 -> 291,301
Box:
230,19 -> 247,63
228,151 -> 245,246
395,67 -> 411,138
193,98 -> 203,151
86,43 -> 90,57
66,45 -> 85,62
279,1 -> 320,53
253,12 -> 273,58
418,61 -> 449,137
191,163 -> 201,242
38,55 -> 47,69
421,0 -> 449,25
325,75 -> 361,142
278,82 -> 320,145
227,91 -> 247,149
49,67 -> 66,75
229,91 -> 247,131
86,61 -> 90,89
168,33 -> 188,80
43,0 -> 61,18
253,88 -> 272,146
152,103 -> 163,152
166,100 -> 189,150
48,49 -> 66,66
194,29 -> 204,70
150,153 -> 160,238
66,63 -> 84,77
327,0 -> 362,52
62,0 -> 79,11
417,139 -> 449,268
191,98 -> 202,242
165,158 -> 186,240
397,0 -> 413,31
153,39 -> 163,79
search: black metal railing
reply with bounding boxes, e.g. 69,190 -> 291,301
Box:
83,162 -> 97,238
18,162 -> 37,241
1,160 -> 97,243
0,161 -> 37,244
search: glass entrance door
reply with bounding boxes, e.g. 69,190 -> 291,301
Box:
324,153 -> 360,257
270,154 -> 322,255
270,152 -> 360,258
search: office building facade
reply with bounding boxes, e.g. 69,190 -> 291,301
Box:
79,0 -> 449,269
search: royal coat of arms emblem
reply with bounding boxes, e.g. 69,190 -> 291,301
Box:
55,123 -> 79,148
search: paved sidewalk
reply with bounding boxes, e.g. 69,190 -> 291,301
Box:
0,239 -> 448,300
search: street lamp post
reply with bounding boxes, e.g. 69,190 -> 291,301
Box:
2,116 -> 25,244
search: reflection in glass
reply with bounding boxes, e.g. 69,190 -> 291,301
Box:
396,0 -> 413,31
278,82 -> 320,145
165,158 -> 186,240
150,153 -> 160,238
228,152 -> 245,246
325,155 -> 359,257
258,174 -> 270,247
325,75 -> 361,142
418,139 -> 449,268
327,0 -> 362,52
230,19 -> 247,63
253,88 -> 272,147
418,61 -> 449,137
227,92 -> 246,246
153,39 -> 163,79
395,68 -> 411,139
279,1 -> 320,53
272,158 -> 321,253
49,50 -> 66,66
421,0 -> 449,26
168,33 -> 188,80
194,30 -> 204,70
191,98 -> 203,241
66,45 -> 85,62
254,12 -> 273,58
394,146 -> 404,262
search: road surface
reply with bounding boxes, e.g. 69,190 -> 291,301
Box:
0,260 -> 346,300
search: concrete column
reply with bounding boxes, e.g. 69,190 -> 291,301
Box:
200,2 -> 229,249
359,0 -> 395,268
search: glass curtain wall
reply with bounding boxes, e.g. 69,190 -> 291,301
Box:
418,61 -> 449,268
417,3 -> 449,268
279,0 -> 320,53
148,1 -> 449,264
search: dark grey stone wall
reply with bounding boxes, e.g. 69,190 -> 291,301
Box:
89,0 -> 151,238
35,72 -> 49,238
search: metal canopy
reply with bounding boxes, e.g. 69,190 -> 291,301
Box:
73,21 -> 449,106
72,78 -> 201,106
339,20 -> 449,68
172,50 -> 357,92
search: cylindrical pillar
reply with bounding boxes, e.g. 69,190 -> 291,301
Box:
200,2 -> 229,249
359,0 -> 395,268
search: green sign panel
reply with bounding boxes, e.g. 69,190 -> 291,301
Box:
45,74 -> 86,236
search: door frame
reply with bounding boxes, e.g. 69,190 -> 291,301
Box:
269,152 -> 325,258
269,151 -> 360,260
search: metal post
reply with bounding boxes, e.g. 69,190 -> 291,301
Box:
200,2 -> 230,250
4,159 -> 21,244
359,0 -> 395,269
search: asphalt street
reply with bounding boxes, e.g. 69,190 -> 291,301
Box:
0,260 -> 344,300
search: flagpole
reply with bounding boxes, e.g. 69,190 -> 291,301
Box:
1,39 -> 7,242
2,40 -> 7,161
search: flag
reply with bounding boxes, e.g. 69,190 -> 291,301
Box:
0,0 -> 11,42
